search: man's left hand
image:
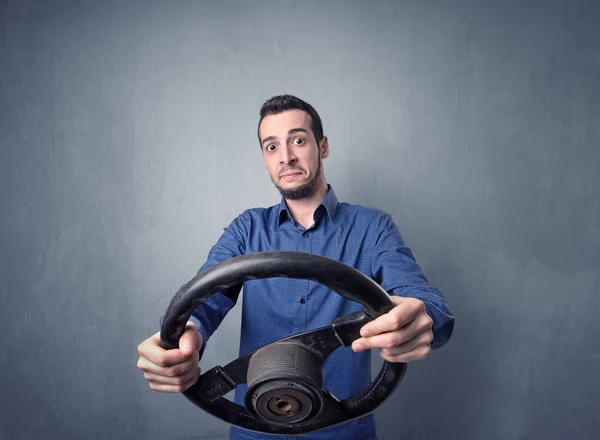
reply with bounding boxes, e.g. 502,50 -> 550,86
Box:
351,296 -> 434,363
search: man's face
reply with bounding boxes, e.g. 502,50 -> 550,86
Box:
259,109 -> 328,200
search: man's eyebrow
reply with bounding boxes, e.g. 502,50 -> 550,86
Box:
261,135 -> 276,146
288,128 -> 309,135
261,128 -> 309,145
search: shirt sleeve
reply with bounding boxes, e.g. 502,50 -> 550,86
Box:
160,211 -> 249,349
370,212 -> 454,350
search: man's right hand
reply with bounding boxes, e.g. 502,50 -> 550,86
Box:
137,321 -> 203,393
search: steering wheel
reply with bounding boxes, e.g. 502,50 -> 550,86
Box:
160,251 -> 407,436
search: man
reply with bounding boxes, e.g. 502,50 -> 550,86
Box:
137,95 -> 454,439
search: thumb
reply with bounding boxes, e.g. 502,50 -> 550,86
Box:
179,322 -> 201,356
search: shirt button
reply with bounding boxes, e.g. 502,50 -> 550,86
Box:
300,298 -> 306,304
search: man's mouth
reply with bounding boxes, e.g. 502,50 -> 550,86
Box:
279,170 -> 303,181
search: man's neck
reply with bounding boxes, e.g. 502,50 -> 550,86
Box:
285,180 -> 329,229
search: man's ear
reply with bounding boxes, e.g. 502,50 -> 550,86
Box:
320,136 -> 329,159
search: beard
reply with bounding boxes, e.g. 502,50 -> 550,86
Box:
272,157 -> 322,200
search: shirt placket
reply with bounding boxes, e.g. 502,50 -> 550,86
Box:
295,227 -> 311,333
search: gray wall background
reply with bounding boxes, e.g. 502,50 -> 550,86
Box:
1,0 -> 599,439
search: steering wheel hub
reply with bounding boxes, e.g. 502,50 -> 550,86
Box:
245,341 -> 323,425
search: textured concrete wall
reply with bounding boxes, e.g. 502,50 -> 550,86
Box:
1,1 -> 598,439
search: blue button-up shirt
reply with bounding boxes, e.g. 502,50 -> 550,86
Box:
180,186 -> 454,440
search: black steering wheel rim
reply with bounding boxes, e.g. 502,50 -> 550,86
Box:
160,251 -> 407,435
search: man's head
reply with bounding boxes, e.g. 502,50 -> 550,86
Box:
257,95 -> 328,200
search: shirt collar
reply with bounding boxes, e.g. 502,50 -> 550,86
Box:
278,184 -> 339,225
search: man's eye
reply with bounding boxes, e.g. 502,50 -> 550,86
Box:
293,138 -> 304,145
266,144 -> 276,151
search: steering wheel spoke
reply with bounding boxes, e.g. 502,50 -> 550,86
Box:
192,366 -> 237,401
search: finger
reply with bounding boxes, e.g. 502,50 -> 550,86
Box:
378,328 -> 434,359
137,332 -> 196,368
144,363 -> 201,387
353,311 -> 432,352
358,310 -> 403,338
353,332 -> 404,352
147,367 -> 201,393
359,297 -> 421,337
137,351 -> 199,376
379,341 -> 432,363
179,322 -> 202,356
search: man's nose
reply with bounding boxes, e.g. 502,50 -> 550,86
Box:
279,145 -> 297,164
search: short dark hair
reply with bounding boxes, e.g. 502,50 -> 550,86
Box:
257,95 -> 324,147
